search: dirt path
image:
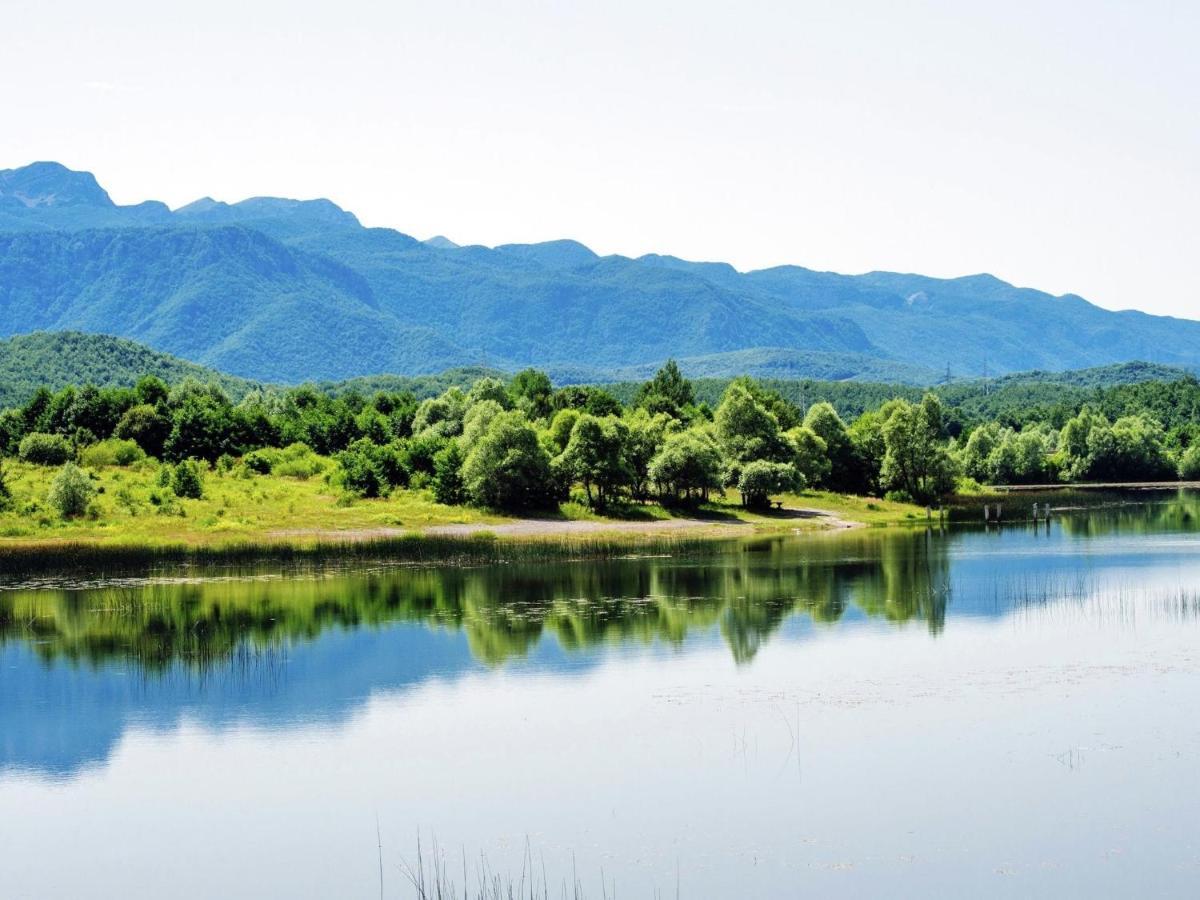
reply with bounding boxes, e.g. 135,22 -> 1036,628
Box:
268,506 -> 859,542
424,516 -> 745,537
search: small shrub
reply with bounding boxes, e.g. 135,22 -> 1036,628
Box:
47,463 -> 95,519
216,453 -> 237,473
0,461 -> 11,511
170,460 -> 205,499
79,438 -> 145,468
155,497 -> 185,517
242,450 -> 274,475
19,432 -> 72,466
115,486 -> 140,516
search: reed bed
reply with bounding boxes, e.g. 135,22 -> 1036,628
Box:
397,834 -> 627,900
0,531 -> 733,582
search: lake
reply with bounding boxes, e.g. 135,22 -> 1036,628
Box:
3,491 -> 1200,898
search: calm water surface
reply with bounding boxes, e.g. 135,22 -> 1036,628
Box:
3,492 -> 1200,897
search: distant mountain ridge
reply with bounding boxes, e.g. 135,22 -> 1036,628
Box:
1,161 -> 1199,383
1,330 -> 1192,419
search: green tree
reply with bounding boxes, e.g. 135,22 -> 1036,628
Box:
508,369 -> 554,420
546,409 -> 581,454
647,430 -> 723,502
135,375 -> 170,407
411,388 -> 467,439
634,360 -> 695,418
729,377 -> 802,430
802,402 -> 856,490
785,425 -> 832,488
460,399 -> 505,450
960,423 -> 1001,482
47,462 -> 94,518
112,403 -> 170,458
737,460 -> 800,509
462,411 -> 556,510
1180,443 -> 1200,481
624,409 -> 673,501
714,384 -> 791,473
466,377 -> 512,409
1059,409 -> 1174,482
846,399 -> 908,496
558,415 -> 631,507
879,395 -> 958,504
431,442 -> 466,505
339,442 -> 382,496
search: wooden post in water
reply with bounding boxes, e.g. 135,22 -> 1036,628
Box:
983,504 -> 990,522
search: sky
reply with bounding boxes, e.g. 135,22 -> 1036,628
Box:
2,0 -> 1196,316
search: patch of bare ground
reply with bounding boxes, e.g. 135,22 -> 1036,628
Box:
266,505 -> 859,542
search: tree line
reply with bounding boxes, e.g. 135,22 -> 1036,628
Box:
2,361 -> 1199,517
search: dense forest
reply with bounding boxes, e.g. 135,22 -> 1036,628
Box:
3,359 -> 1199,523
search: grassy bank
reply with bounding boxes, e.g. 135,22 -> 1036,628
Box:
0,459 -> 929,572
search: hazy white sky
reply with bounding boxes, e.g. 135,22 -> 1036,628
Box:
2,0 -> 1196,315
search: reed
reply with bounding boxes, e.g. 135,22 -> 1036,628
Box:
399,834 -> 590,900
0,531 -> 733,581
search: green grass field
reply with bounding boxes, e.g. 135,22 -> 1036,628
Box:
0,458 -> 927,552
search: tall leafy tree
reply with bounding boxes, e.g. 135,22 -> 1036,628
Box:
880,394 -> 958,504
462,411 -> 556,510
634,360 -> 695,418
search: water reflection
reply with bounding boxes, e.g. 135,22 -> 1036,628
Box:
1,530 -> 953,674
4,492 -> 1200,782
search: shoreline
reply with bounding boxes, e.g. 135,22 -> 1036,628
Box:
0,503 -> 875,578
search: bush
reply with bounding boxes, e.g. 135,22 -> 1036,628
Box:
242,449 -> 274,475
170,460 -> 205,499
19,432 -> 72,466
79,438 -> 146,468
274,444 -> 327,479
337,439 -> 388,498
47,463 -> 95,518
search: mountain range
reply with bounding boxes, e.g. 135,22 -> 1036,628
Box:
2,160 -> 1198,384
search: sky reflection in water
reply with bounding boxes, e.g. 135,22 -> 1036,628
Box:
2,494 -> 1200,897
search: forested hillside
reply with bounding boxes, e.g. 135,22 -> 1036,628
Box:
0,332 -> 256,407
4,162 -> 1200,382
